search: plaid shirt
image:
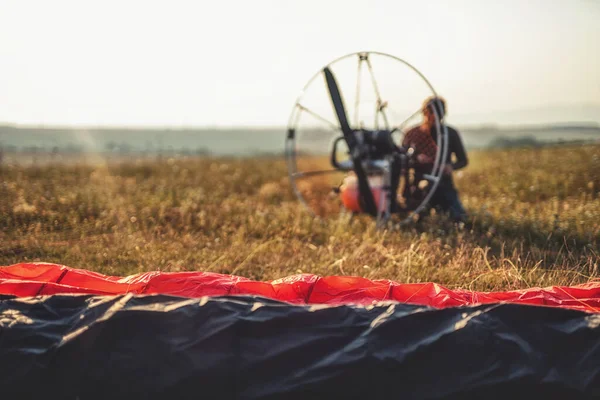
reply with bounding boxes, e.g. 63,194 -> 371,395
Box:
402,125 -> 438,160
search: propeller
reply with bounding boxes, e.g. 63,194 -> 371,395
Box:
323,67 -> 378,217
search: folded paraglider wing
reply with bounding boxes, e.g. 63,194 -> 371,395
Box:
1,263 -> 600,399
1,263 -> 599,312
1,293 -> 599,399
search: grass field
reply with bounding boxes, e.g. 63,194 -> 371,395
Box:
1,144 -> 599,291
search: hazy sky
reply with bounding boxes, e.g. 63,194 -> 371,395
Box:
1,0 -> 599,127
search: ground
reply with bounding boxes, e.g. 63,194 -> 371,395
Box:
1,144 -> 598,291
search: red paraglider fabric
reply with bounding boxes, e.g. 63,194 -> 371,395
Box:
1,262 -> 599,313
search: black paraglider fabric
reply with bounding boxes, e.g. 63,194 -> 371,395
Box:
1,294 -> 599,399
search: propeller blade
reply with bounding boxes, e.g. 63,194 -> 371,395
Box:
323,67 -> 355,148
323,66 -> 378,217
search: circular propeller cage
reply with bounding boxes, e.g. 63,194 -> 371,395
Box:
285,51 -> 449,226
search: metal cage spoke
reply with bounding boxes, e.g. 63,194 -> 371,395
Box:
390,106 -> 426,134
296,103 -> 340,131
365,56 -> 390,131
354,55 -> 364,127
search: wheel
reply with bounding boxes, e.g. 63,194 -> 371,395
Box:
285,51 -> 448,226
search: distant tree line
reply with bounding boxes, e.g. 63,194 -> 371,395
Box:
0,142 -> 212,156
488,135 -> 598,149
489,136 -> 542,148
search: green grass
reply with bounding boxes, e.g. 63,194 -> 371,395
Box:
1,144 -> 598,291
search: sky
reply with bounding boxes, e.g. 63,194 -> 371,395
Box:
1,0 -> 599,127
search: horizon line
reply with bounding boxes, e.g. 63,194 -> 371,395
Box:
1,121 -> 599,130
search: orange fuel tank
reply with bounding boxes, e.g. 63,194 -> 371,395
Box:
339,174 -> 385,213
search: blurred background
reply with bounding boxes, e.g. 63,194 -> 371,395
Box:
1,0 -> 598,160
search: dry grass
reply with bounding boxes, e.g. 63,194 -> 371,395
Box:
1,144 -> 599,291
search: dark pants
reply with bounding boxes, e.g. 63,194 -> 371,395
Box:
429,177 -> 467,221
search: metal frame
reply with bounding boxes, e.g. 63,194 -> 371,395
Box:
285,51 -> 448,226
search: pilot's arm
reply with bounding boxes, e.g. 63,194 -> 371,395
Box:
449,128 -> 468,171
